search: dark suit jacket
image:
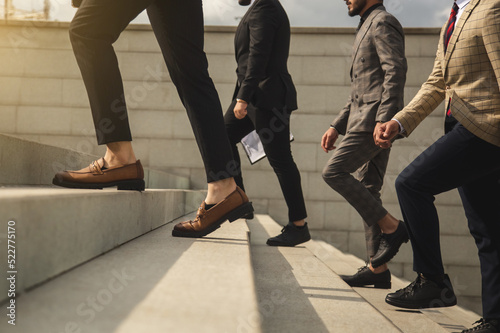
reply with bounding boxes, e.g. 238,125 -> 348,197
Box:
233,0 -> 297,112
331,6 -> 407,135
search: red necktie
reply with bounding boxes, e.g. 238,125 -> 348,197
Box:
444,2 -> 459,53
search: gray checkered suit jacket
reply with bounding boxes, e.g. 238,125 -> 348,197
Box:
394,0 -> 500,147
331,6 -> 407,134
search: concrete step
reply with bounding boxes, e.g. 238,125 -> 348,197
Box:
0,187 -> 205,303
248,214 -> 401,333
0,134 -> 189,189
305,240 -> 481,333
0,214 -> 260,333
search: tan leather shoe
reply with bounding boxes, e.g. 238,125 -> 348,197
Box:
52,159 -> 145,191
172,186 -> 253,238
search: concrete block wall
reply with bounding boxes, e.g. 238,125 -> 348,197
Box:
0,20 -> 481,313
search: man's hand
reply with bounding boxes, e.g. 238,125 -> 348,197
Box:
321,127 -> 339,153
373,120 -> 399,149
234,100 -> 248,119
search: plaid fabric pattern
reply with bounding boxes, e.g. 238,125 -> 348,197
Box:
395,0 -> 500,147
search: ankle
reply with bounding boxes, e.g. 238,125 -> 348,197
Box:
206,178 -> 237,205
292,219 -> 305,227
420,272 -> 445,285
369,262 -> 388,274
378,214 -> 400,234
104,141 -> 136,167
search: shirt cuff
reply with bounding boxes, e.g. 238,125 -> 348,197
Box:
392,119 -> 405,134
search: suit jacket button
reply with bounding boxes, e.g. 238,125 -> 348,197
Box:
361,57 -> 365,62
355,94 -> 359,99
354,74 -> 358,78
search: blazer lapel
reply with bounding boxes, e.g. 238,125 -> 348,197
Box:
443,0 -> 480,70
235,0 -> 260,47
241,0 -> 260,23
349,7 -> 384,72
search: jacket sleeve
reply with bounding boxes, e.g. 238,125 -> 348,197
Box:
236,2 -> 279,103
393,27 -> 447,136
483,1 -> 500,92
373,16 -> 407,123
331,100 -> 351,135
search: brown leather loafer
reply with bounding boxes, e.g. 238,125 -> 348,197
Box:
52,159 -> 145,191
172,186 -> 253,238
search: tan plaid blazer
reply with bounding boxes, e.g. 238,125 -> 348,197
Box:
394,0 -> 500,147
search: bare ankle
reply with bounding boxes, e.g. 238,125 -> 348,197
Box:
377,213 -> 399,234
104,141 -> 136,167
206,178 -> 237,204
292,220 -> 305,227
369,262 -> 388,274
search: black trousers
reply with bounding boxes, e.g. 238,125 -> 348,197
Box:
224,101 -> 307,222
395,123 -> 500,319
69,0 -> 234,183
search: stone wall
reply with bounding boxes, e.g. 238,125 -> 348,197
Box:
0,20 -> 481,314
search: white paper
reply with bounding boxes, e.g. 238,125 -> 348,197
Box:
240,130 -> 294,165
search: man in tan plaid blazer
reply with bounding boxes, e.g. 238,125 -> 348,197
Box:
375,1 -> 500,331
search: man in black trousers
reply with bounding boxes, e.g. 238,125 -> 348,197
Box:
224,0 -> 310,246
53,0 -> 253,237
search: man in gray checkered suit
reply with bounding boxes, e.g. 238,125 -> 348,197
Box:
321,0 -> 407,288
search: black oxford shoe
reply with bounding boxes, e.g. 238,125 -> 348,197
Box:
461,318 -> 499,333
385,274 -> 457,309
371,220 -> 409,267
266,222 -> 311,247
340,265 -> 391,289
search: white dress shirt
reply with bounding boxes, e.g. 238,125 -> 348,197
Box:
456,0 -> 471,23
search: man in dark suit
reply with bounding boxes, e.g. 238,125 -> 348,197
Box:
52,0 -> 253,238
224,0 -> 310,246
375,1 -> 500,331
321,0 -> 407,288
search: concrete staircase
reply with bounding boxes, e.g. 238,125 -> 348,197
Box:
0,134 -> 199,303
0,214 -> 481,333
0,135 -> 481,332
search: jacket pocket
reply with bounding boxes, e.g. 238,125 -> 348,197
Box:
362,93 -> 381,103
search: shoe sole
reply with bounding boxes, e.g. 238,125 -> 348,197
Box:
266,236 -> 311,247
171,202 -> 254,238
385,296 -> 457,309
53,177 -> 145,191
347,282 -> 392,289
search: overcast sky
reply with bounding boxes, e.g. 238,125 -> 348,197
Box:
12,0 -> 452,28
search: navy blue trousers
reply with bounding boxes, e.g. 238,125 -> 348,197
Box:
395,123 -> 500,319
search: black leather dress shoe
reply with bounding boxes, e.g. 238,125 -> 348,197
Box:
266,222 -> 311,247
371,220 -> 409,267
385,274 -> 457,309
461,319 -> 499,333
243,212 -> 254,220
340,265 -> 391,289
